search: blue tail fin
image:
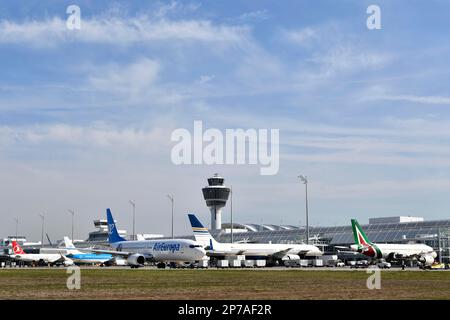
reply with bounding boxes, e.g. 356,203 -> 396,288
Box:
106,208 -> 126,243
188,214 -> 206,229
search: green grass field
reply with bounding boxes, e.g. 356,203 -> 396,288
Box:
0,268 -> 449,300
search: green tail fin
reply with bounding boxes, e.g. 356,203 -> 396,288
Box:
351,219 -> 372,245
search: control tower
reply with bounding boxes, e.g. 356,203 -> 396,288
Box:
202,174 -> 230,230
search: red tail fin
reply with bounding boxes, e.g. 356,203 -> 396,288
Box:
12,241 -> 26,255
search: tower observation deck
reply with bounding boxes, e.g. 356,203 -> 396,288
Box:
202,174 -> 230,230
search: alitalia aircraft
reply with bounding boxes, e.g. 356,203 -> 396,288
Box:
188,214 -> 323,261
349,219 -> 437,266
90,209 -> 206,268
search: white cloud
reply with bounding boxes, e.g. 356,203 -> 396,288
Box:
282,27 -> 317,46
374,94 -> 450,105
197,75 -> 215,84
287,152 -> 450,167
154,1 -> 201,18
0,124 -> 169,149
284,136 -> 450,156
359,85 -> 450,106
0,15 -> 250,47
311,45 -> 391,75
226,115 -> 450,168
0,18 -> 67,47
315,178 -> 450,199
236,10 -> 270,22
88,58 -> 160,96
280,24 -> 393,90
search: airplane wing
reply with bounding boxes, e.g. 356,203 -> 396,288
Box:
205,250 -> 243,257
271,248 -> 293,259
205,249 -> 252,257
86,248 -> 154,260
60,255 -> 74,266
85,248 -> 132,257
207,248 -> 299,258
336,250 -> 359,255
48,254 -> 73,265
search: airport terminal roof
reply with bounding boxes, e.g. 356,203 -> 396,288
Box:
211,219 -> 450,245
221,223 -> 301,232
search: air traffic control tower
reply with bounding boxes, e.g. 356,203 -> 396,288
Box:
202,174 -> 230,230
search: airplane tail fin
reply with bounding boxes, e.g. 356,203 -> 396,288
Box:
106,208 -> 127,243
351,219 -> 372,246
63,236 -> 76,249
188,214 -> 219,249
63,236 -> 80,254
11,241 -> 26,255
136,234 -> 145,241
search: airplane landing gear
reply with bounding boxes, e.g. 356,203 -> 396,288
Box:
157,262 -> 166,269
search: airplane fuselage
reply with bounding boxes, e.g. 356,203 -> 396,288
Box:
209,243 -> 323,257
11,253 -> 62,264
351,243 -> 436,260
67,253 -> 113,264
110,239 -> 205,262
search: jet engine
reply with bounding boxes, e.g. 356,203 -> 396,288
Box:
419,255 -> 435,266
387,252 -> 404,261
127,254 -> 145,266
63,258 -> 74,266
281,254 -> 300,260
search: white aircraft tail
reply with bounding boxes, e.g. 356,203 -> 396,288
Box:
63,236 -> 80,255
188,214 -> 221,250
136,234 -> 145,241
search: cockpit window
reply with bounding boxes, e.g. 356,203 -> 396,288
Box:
189,245 -> 202,248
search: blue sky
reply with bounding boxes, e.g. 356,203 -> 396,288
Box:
1,1 -> 450,241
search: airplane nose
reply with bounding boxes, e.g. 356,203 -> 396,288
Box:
350,245 -> 358,251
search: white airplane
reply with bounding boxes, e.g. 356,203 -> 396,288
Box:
348,219 -> 437,267
188,214 -> 323,261
10,241 -> 71,266
90,209 -> 206,268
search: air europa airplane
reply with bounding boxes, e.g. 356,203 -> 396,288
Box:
90,209 -> 206,268
349,219 -> 437,267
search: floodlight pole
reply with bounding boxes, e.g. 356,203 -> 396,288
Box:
298,175 -> 309,245
39,214 -> 45,246
68,209 -> 75,241
438,227 -> 442,264
129,200 -> 136,240
230,186 -> 233,244
14,218 -> 19,239
167,195 -> 174,239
